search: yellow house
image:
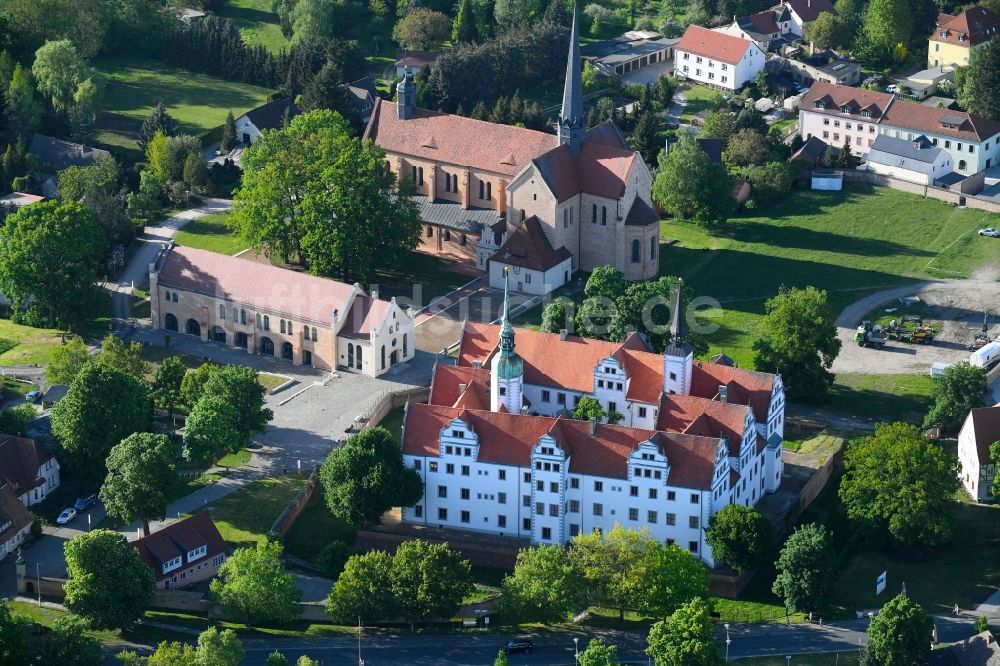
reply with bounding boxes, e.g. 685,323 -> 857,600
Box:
928,6 -> 1000,68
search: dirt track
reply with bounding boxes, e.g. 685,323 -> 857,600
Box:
832,268 -> 1000,375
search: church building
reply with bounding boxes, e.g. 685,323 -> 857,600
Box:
398,276 -> 785,565
364,4 -> 659,294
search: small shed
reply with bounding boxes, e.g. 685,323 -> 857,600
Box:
811,169 -> 843,190
783,94 -> 802,112
754,98 -> 775,113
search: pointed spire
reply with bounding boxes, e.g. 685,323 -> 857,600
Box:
496,267 -> 523,381
670,279 -> 686,344
558,2 -> 585,154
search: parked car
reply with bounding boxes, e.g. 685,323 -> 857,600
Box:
73,494 -> 97,511
56,508 -> 77,525
24,390 -> 43,404
885,84 -> 900,93
979,227 -> 998,237
501,639 -> 534,654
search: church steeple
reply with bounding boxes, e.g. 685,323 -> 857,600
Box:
663,279 -> 693,396
491,268 -> 524,413
558,2 -> 585,154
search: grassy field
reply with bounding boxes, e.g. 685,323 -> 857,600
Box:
201,476 -> 307,548
679,84 -> 724,124
93,55 -> 274,159
818,373 -> 935,424
0,319 -> 64,367
217,0 -> 291,54
378,405 -> 406,444
174,212 -> 249,256
283,487 -> 357,564
659,183 -> 998,368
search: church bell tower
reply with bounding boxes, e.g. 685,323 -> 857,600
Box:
557,3 -> 585,155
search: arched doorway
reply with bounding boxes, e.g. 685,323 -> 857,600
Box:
281,342 -> 293,360
164,313 -> 178,331
210,326 -> 226,344
235,332 -> 248,349
185,319 -> 201,337
260,337 -> 274,356
348,343 -> 354,368
356,346 -> 363,370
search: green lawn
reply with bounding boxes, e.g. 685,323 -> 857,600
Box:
11,601 -> 191,647
217,0 -> 291,54
660,183 -> 998,368
174,212 -> 249,256
377,405 -> 406,444
257,372 -> 289,392
679,84 -> 724,124
216,449 -> 252,468
282,487 -> 357,564
0,319 -> 64,367
819,373 -> 934,424
200,476 -> 307,548
93,55 -> 274,158
169,471 -> 223,503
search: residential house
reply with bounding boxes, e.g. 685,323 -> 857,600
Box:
399,281 -> 785,566
798,82 -> 893,154
28,134 -> 111,198
345,75 -> 378,124
580,31 -> 678,76
0,434 -> 60,508
879,103 -> 1000,175
791,135 -> 838,166
773,0 -> 836,37
957,403 -> 1000,502
865,134 -> 953,185
394,51 -> 444,78
234,98 -> 300,146
928,6 -> 1000,68
0,192 -> 45,209
0,484 -> 32,561
716,9 -> 793,52
675,25 -> 766,92
132,512 -> 227,590
149,244 -> 415,376
366,5 -> 658,293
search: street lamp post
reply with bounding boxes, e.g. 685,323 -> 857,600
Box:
786,657 -> 791,666
725,623 -> 731,661
357,617 -> 363,666
574,637 -> 580,665
35,563 -> 40,607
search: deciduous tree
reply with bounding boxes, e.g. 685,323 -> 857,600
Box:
568,524 -> 658,622
501,544 -> 584,623
839,422 -> 960,546
393,8 -> 451,50
963,38 -> 1000,120
100,433 -> 176,536
57,156 -> 132,250
653,134 -> 732,227
572,395 -> 609,422
39,615 -> 103,666
139,102 -> 176,153
641,543 -> 710,620
771,523 -> 835,613
0,200 -> 103,330
209,540 -> 302,626
31,39 -> 93,115
752,286 -> 840,399
64,529 -> 154,630
5,63 -> 42,140
183,394 -> 242,462
99,334 -> 150,379
46,336 -> 90,386
0,598 -> 31,665
705,504 -> 774,573
646,597 -> 723,666
319,426 -> 423,524
867,594 -> 932,666
723,128 -> 772,168
578,638 -> 621,666
860,0 -> 912,64
52,360 -> 152,483
196,627 -> 244,666
924,361 -> 988,434
390,540 -> 474,628
326,550 -> 395,622
699,111 -> 735,142
152,355 -> 186,420
540,297 -> 574,333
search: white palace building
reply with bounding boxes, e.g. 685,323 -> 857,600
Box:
400,278 -> 785,566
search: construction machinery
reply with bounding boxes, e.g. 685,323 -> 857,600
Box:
885,315 -> 936,344
969,313 -> 992,351
855,321 -> 887,349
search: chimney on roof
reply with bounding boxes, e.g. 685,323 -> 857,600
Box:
559,329 -> 568,341
589,418 -> 597,435
719,385 -> 728,403
371,289 -> 379,300
458,383 -> 467,393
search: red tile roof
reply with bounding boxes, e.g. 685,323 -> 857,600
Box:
800,82 -> 894,122
532,141 -> 637,202
490,216 -> 573,272
658,394 -> 750,455
132,512 -> 227,582
747,10 -> 780,34
0,483 -> 32,547
881,102 -> 1000,143
158,246 -> 358,325
932,6 -> 1000,47
363,99 -> 556,177
402,403 -> 722,488
964,404 -> 1000,465
691,360 -> 775,423
0,435 -> 52,498
781,0 -> 836,23
676,25 -> 754,65
429,364 -> 492,410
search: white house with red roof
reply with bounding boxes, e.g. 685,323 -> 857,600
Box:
957,404 -> 1000,502
0,434 -> 60,507
675,25 -> 765,92
365,4 -> 658,293
149,244 -> 414,376
132,512 -> 227,589
397,282 -> 785,564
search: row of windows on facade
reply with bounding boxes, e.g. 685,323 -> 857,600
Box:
167,554 -> 225,585
680,53 -> 730,70
682,66 -> 729,83
409,166 -> 494,201
161,544 -> 208,574
425,226 -> 469,246
411,506 -> 702,551
162,290 -> 321,341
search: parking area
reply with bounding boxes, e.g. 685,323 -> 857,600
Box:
621,59 -> 674,86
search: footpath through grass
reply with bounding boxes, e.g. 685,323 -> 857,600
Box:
174,212 -> 249,256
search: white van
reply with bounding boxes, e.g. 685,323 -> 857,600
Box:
969,341 -> 1000,369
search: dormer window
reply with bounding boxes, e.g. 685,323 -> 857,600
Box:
187,545 -> 207,562
840,105 -> 849,114
814,101 -> 825,109
162,556 -> 182,574
861,110 -> 871,118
